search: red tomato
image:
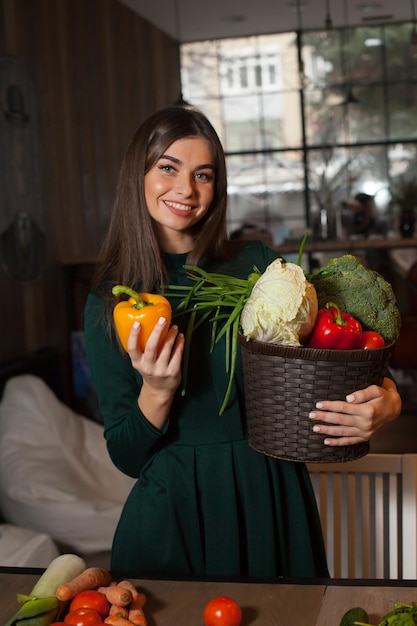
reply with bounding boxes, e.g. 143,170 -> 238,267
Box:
203,596 -> 242,626
357,330 -> 385,350
70,591 -> 110,619
64,608 -> 103,626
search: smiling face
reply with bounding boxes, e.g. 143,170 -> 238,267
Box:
144,136 -> 216,253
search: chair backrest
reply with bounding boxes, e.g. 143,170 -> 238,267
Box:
307,453 -> 417,579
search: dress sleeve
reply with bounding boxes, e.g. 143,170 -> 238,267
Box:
84,292 -> 166,478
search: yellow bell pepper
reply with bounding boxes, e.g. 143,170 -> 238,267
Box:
112,285 -> 172,352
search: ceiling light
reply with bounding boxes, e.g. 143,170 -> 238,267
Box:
342,88 -> 360,105
340,0 -> 360,106
172,0 -> 191,106
411,0 -> 417,59
324,0 -> 333,30
364,37 -> 383,46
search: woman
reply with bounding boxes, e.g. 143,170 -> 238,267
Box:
84,105 -> 401,580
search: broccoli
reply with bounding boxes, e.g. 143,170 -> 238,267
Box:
309,254 -> 401,343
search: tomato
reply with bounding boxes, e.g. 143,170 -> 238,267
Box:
356,330 -> 385,350
70,591 -> 110,619
203,596 -> 242,626
64,608 -> 103,626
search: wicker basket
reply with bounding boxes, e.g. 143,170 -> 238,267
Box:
239,332 -> 394,463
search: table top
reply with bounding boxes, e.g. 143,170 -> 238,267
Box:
277,236 -> 417,254
60,237 -> 417,266
2,569 -> 417,626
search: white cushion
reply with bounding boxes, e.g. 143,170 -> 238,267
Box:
0,375 -> 135,554
0,523 -> 60,567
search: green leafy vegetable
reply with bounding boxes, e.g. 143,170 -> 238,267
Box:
240,258 -> 318,346
339,606 -> 369,626
340,602 -> 417,626
309,254 -> 401,343
165,265 -> 260,414
5,554 -> 87,626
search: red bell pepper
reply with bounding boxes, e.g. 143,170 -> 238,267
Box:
307,302 -> 362,350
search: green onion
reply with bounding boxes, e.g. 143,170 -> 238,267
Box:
5,554 -> 87,626
164,265 -> 260,414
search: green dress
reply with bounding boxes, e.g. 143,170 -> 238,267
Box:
84,241 -> 329,580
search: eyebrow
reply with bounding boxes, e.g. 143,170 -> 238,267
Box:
160,153 -> 215,170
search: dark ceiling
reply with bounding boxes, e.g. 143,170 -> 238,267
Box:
119,0 -> 415,43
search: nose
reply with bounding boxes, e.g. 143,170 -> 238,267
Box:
174,172 -> 194,196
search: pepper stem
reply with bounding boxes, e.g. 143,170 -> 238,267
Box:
112,285 -> 148,309
326,301 -> 344,325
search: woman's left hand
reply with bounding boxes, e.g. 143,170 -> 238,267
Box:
308,377 -> 402,446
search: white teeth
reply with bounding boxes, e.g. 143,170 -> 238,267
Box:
165,201 -> 193,211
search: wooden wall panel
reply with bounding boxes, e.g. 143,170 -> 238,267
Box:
0,0 -> 181,365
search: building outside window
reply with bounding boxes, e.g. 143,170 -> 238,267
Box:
180,24 -> 417,244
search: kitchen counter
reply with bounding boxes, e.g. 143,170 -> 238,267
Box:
2,568 -> 417,626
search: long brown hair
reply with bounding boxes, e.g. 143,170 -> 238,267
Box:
92,105 -> 229,299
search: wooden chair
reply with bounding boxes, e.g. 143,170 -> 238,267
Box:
307,454 -> 417,579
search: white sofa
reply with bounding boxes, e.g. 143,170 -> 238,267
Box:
0,375 -> 135,567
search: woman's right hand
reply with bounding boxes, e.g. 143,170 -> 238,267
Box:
127,317 -> 185,430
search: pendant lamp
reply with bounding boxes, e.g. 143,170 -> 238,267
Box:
324,0 -> 333,30
410,0 -> 417,58
172,0 -> 191,106
340,0 -> 360,105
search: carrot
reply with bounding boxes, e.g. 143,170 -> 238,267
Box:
117,582 -> 145,606
97,586 -> 132,607
109,605 -> 129,619
115,582 -> 147,626
56,567 -> 112,601
128,606 -> 146,626
104,616 -> 136,626
132,593 -> 146,609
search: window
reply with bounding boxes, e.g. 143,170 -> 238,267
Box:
180,24 -> 417,243
220,49 -> 281,95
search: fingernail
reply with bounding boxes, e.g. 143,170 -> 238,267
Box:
346,394 -> 355,402
313,425 -> 321,433
309,412 -> 317,420
133,321 -> 140,329
315,401 -> 323,409
158,317 -> 166,325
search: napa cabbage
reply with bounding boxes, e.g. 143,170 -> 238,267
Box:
240,258 -> 318,346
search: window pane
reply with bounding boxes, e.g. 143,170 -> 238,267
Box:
181,40 -> 219,99
388,82 -> 417,140
302,29 -> 342,87
347,26 -> 384,84
221,94 -> 281,152
226,151 -> 306,242
385,24 -> 417,81
344,85 -> 386,143
304,90 -> 345,145
389,144 -> 417,180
